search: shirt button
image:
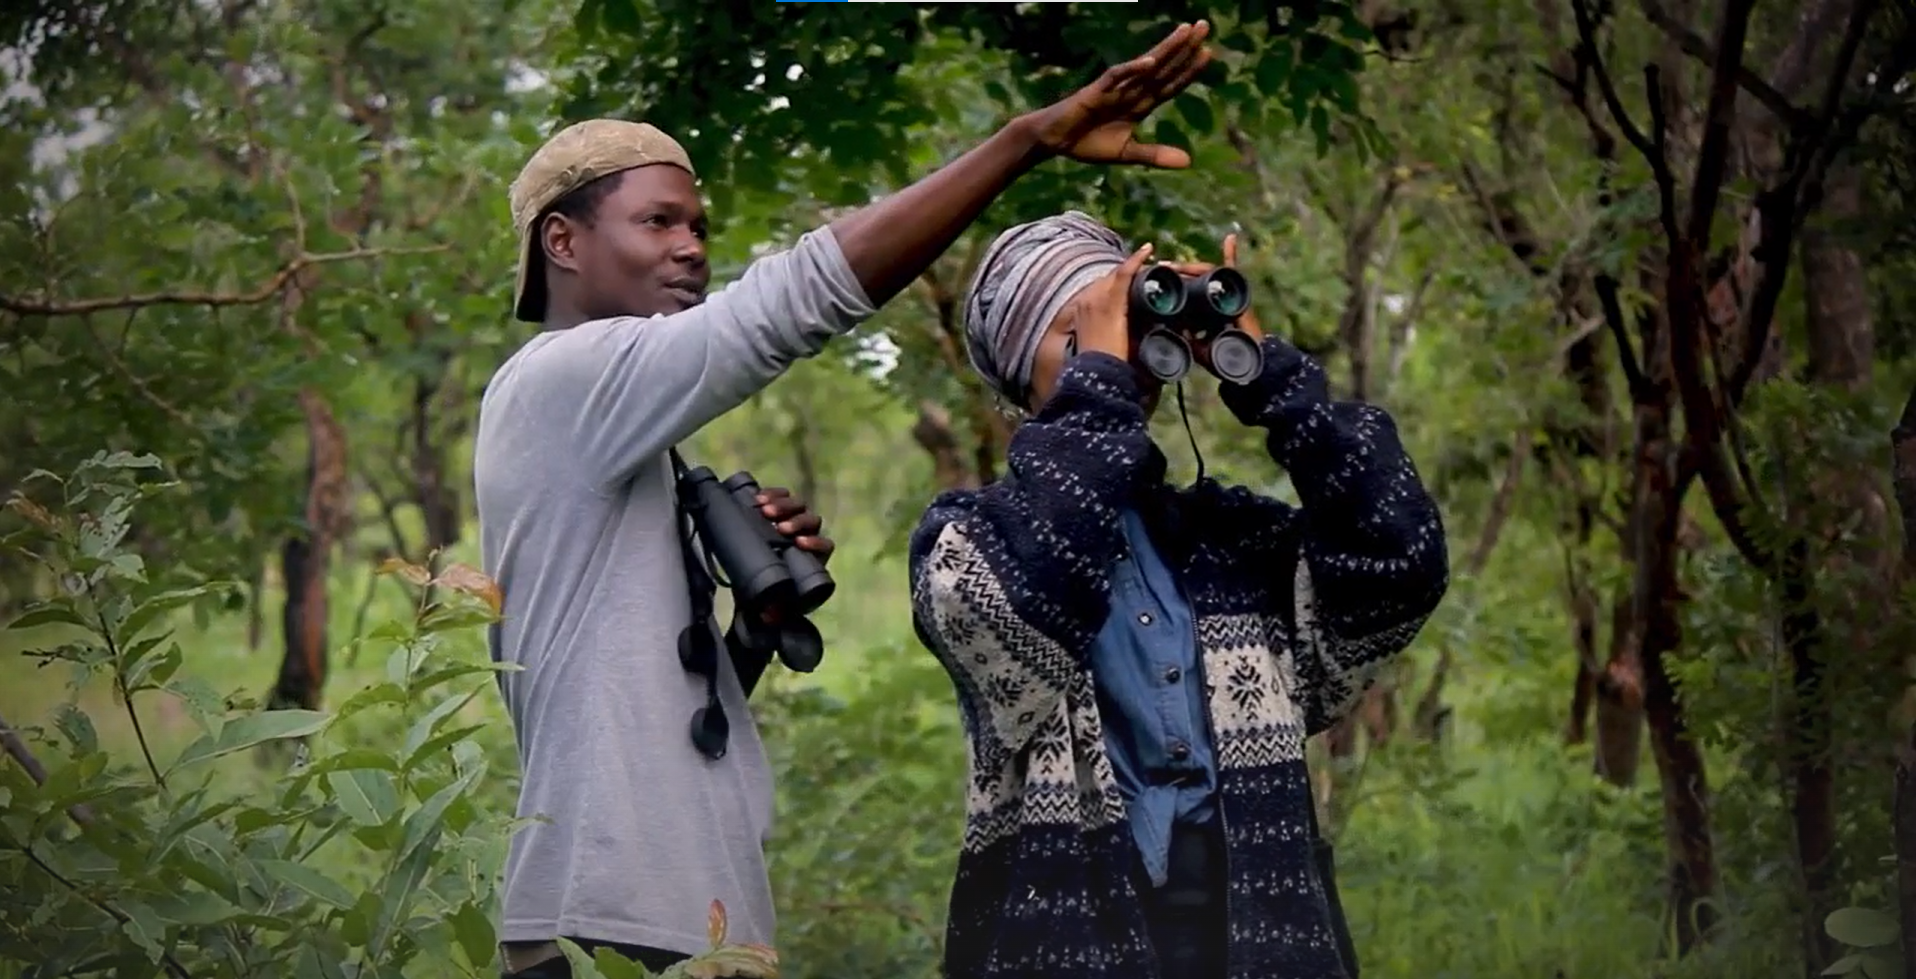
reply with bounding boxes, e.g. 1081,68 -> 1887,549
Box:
1169,740 -> 1191,761
1164,667 -> 1182,683
1137,612 -> 1154,626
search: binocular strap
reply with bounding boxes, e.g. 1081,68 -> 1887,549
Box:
670,447 -> 730,761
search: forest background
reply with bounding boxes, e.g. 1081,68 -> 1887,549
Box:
3,0 -> 1916,977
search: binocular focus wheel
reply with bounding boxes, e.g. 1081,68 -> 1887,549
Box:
1208,330 -> 1263,385
1138,328 -> 1192,383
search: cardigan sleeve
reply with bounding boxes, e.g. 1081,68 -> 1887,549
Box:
908,352 -> 1162,755
1212,335 -> 1450,735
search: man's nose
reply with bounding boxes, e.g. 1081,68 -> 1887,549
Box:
672,232 -> 706,267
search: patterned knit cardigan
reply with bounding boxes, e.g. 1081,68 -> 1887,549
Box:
907,337 -> 1449,979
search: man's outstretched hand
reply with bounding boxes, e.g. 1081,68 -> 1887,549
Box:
1022,21 -> 1216,169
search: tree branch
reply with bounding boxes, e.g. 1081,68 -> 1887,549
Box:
1682,0 -> 1760,250
1636,0 -> 1808,126
1593,273 -> 1650,399
1570,0 -> 1658,162
0,245 -> 447,317
0,709 -> 95,826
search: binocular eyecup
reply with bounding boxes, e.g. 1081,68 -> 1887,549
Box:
676,466 -> 835,675
1126,264 -> 1263,386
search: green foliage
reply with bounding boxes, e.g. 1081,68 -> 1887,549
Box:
1823,900 -> 1903,979
1,453 -> 515,977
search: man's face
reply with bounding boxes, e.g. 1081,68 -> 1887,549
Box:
545,165 -> 711,320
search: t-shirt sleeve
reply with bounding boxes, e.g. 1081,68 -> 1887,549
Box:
521,225 -> 876,495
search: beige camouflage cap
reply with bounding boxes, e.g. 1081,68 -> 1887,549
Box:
508,119 -> 697,322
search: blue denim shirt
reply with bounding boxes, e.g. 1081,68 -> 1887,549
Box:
1089,508 -> 1219,888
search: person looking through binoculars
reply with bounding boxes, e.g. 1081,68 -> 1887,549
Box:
908,211 -> 1451,979
472,22 -> 1219,979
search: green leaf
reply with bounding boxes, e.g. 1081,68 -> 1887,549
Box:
1174,93 -> 1215,134
396,767 -> 479,866
119,898 -> 169,963
401,687 -> 483,763
371,823 -> 440,954
54,703 -> 98,755
1860,950 -> 1901,979
1324,70 -> 1360,112
1310,104 -> 1333,157
8,603 -> 92,632
1827,954 -> 1867,975
558,939 -> 607,979
1254,44 -> 1293,97
449,901 -> 498,970
1828,907 -> 1900,949
593,947 -> 649,979
257,859 -> 356,910
306,748 -> 401,776
122,585 -> 216,640
417,601 -> 500,635
169,709 -> 331,772
328,769 -> 401,827
332,681 -> 408,721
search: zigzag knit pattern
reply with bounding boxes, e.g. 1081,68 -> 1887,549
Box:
908,340 -> 1449,979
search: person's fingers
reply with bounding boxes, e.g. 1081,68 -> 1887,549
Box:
760,494 -> 807,521
1143,31 -> 1204,90
793,535 -> 835,562
1118,242 -> 1154,280
1146,43 -> 1213,106
1117,141 -> 1192,169
1139,22 -> 1194,66
1099,53 -> 1158,91
754,487 -> 791,506
777,512 -> 823,538
1223,233 -> 1239,268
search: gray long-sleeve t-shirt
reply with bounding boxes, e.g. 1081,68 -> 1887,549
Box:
473,227 -> 875,953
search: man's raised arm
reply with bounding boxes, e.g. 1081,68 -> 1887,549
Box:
545,21 -> 1215,494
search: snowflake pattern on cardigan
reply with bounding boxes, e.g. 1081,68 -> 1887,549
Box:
908,337 -> 1449,979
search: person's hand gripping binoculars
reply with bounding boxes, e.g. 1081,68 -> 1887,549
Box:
1064,232 -> 1265,386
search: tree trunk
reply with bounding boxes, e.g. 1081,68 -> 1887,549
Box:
912,401 -> 980,492
1789,159 -> 1875,973
1593,592 -> 1645,785
1890,386 -> 1916,971
270,390 -> 349,712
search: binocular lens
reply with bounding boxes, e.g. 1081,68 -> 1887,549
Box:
1138,328 -> 1192,382
1135,265 -> 1186,317
1201,268 -> 1250,317
1208,330 -> 1262,384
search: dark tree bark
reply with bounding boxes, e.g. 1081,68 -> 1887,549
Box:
1896,385 -> 1916,969
270,390 -> 349,712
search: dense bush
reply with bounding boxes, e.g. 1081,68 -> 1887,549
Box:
0,453 -> 772,979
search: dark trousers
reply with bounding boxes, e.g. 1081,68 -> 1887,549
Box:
1135,820 -> 1230,979
501,940 -> 688,979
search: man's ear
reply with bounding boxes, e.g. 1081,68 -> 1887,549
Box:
540,213 -> 582,273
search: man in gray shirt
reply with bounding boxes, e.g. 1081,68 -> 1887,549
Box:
475,21 -> 1216,978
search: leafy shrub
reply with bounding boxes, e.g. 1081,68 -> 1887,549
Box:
0,452 -> 774,979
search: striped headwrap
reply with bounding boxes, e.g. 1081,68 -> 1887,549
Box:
962,211 -> 1129,409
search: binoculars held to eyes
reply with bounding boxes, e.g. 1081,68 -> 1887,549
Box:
677,466 -> 834,675
1128,264 -> 1263,385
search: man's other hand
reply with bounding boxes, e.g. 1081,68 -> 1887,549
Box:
1022,21 -> 1216,170
755,487 -> 834,564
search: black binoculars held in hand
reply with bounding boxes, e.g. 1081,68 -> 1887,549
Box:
1128,264 -> 1263,385
676,464 -> 834,677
